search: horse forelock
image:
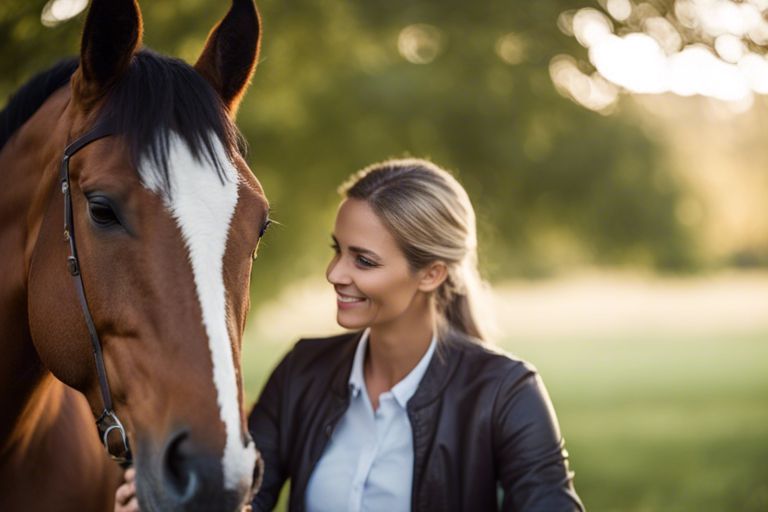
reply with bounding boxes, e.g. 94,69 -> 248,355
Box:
97,49 -> 244,199
0,50 -> 242,184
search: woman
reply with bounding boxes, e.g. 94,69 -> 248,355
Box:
116,158 -> 583,511
248,159 -> 582,511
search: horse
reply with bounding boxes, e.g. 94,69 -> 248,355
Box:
0,0 -> 269,510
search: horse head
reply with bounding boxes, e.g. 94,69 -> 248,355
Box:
24,0 -> 267,509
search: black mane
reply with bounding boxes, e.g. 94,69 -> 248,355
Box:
0,58 -> 78,153
100,49 -> 243,196
0,50 -> 242,196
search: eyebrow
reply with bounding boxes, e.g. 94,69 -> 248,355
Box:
331,234 -> 382,260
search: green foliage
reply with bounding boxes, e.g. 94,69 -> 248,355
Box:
244,0 -> 695,296
0,0 -> 697,305
0,1 -> 80,94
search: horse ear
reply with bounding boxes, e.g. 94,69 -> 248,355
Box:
73,0 -> 143,108
195,0 -> 261,118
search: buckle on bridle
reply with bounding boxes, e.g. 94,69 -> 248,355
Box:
66,256 -> 79,276
96,409 -> 132,463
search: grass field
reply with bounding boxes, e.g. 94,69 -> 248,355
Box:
506,329 -> 768,511
241,276 -> 768,511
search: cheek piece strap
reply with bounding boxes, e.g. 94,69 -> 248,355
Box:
59,121 -> 132,465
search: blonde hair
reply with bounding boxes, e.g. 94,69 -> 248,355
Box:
339,158 -> 487,341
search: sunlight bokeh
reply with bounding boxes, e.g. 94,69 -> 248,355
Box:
40,0 -> 87,27
397,24 -> 443,65
556,0 -> 768,111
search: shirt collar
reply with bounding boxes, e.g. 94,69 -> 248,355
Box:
348,328 -> 438,409
348,329 -> 369,398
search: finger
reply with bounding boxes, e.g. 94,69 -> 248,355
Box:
115,484 -> 129,504
124,467 -> 136,483
115,483 -> 133,505
126,496 -> 140,512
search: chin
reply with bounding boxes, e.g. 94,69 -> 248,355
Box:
336,312 -> 369,331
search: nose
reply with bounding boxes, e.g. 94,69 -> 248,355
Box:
326,254 -> 349,285
161,430 -> 245,511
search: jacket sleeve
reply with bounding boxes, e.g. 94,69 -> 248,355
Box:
248,349 -> 294,512
493,369 -> 584,511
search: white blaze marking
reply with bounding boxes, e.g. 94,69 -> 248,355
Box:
141,133 -> 257,491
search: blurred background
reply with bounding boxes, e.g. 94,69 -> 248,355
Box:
3,0 -> 767,509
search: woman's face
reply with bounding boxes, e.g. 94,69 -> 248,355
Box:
326,198 -> 426,330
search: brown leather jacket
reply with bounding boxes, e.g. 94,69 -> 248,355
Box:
248,330 -> 583,511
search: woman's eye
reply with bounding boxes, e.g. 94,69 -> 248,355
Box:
356,255 -> 377,268
330,243 -> 340,254
88,199 -> 119,227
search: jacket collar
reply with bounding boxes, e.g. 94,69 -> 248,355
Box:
408,329 -> 466,409
347,328 -> 438,408
330,328 -> 466,410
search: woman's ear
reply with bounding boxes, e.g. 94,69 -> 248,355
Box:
418,261 -> 448,293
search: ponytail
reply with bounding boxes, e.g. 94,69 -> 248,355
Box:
435,254 -> 486,341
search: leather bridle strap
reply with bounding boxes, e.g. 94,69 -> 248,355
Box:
59,122 -> 132,464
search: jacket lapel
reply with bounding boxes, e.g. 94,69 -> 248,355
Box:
407,330 -> 466,510
291,331 -> 362,510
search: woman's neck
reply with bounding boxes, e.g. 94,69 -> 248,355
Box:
365,301 -> 436,392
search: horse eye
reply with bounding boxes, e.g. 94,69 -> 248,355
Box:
259,219 -> 272,239
88,199 -> 119,227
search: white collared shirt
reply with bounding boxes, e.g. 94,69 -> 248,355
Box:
305,328 -> 437,512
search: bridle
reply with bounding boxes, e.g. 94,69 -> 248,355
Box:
59,121 -> 132,465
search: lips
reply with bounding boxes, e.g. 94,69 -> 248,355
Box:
335,290 -> 366,308
337,294 -> 364,303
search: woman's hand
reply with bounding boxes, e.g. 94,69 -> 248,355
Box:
115,467 -> 139,512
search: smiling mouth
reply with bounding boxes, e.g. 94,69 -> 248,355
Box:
336,293 -> 366,303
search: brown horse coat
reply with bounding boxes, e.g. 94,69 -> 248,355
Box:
0,1 -> 266,510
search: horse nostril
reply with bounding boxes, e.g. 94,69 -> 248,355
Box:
162,430 -> 199,503
158,430 -> 247,511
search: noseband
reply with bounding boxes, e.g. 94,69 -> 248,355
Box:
59,122 -> 132,464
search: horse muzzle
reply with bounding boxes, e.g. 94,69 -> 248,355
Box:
134,430 -> 259,512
